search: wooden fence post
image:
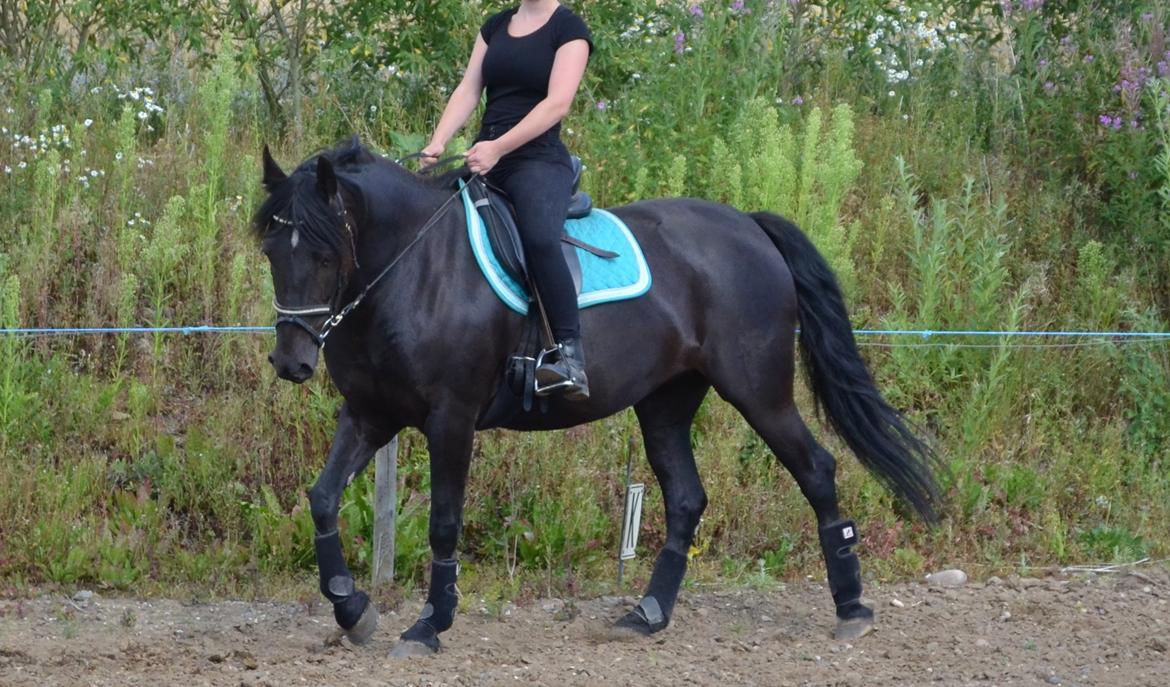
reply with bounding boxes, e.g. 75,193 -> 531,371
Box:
372,436 -> 398,589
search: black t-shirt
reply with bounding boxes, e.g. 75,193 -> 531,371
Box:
478,5 -> 593,143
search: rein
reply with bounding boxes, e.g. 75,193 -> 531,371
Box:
273,170 -> 472,348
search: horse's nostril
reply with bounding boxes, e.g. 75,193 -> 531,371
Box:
268,353 -> 277,367
297,363 -> 314,380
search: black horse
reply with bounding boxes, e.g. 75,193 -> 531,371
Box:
254,139 -> 942,656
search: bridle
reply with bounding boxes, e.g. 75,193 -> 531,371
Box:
271,154 -> 472,348
271,190 -> 362,347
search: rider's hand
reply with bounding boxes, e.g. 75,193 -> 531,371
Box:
465,140 -> 503,176
420,141 -> 445,170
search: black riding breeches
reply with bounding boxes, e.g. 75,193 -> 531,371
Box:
485,155 -> 580,341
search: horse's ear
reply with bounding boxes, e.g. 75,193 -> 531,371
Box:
316,156 -> 338,199
262,145 -> 286,188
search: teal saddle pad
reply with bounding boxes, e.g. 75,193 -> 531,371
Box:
461,184 -> 652,315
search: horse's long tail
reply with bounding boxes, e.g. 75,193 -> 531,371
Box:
751,211 -> 945,523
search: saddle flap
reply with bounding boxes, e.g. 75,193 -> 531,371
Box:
466,178 -> 528,284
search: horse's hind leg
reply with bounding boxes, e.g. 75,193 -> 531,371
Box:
616,373 -> 711,636
737,401 -> 875,640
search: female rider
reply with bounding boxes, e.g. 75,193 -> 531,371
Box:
420,0 -> 593,401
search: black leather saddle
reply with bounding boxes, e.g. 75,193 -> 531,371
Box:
463,156 -> 616,293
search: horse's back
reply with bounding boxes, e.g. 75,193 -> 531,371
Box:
607,197 -> 798,322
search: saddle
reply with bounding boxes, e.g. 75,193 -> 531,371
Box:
462,157 -> 617,293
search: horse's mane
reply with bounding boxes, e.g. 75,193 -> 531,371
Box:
251,137 -> 462,251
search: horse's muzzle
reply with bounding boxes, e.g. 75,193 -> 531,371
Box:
270,353 -> 316,383
269,328 -> 321,383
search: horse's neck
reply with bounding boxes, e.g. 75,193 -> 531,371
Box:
355,167 -> 453,270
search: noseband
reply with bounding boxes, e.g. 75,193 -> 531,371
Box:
271,192 -> 359,347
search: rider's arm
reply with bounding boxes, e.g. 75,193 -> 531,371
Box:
424,35 -> 489,154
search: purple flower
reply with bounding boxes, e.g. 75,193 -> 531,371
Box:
1099,113 -> 1123,131
1128,171 -> 1139,180
674,31 -> 686,55
1084,54 -> 1095,63
792,95 -> 804,106
596,100 -> 607,111
730,0 -> 751,15
1038,59 -> 1049,68
1043,81 -> 1055,93
689,5 -> 704,18
1020,0 -> 1044,11
1141,12 -> 1153,22
1158,61 -> 1168,77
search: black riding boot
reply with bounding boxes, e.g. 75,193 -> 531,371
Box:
535,337 -> 590,401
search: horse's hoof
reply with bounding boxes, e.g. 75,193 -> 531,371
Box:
389,639 -> 438,658
613,610 -> 657,637
344,601 -> 379,645
833,615 -> 875,641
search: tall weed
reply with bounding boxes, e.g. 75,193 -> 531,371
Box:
706,98 -> 861,291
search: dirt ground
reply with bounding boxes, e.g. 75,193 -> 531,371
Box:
1,568 -> 1167,687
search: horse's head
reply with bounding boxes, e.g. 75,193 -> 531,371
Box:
254,146 -> 359,383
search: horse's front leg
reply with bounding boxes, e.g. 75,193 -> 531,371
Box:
307,403 -> 397,644
392,409 -> 475,656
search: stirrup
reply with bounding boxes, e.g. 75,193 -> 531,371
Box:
534,345 -> 574,396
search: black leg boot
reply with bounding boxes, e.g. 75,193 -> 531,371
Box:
535,337 -> 590,401
819,520 -> 875,640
